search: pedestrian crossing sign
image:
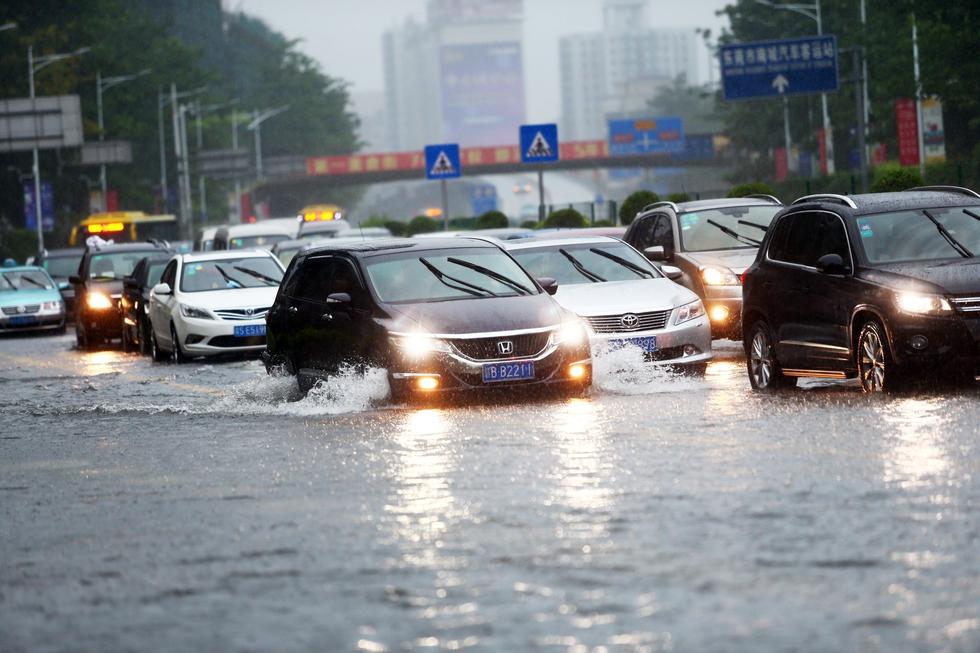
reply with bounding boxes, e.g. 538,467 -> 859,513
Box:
424,143 -> 461,179
520,123 -> 559,163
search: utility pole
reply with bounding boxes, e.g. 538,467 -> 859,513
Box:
911,12 -> 925,177
852,48 -> 869,193
232,111 -> 242,223
246,106 -> 289,182
158,85 -> 206,216
96,68 -> 150,211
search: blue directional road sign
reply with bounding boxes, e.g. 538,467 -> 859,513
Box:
720,35 -> 839,101
608,117 -> 685,156
520,123 -> 559,164
424,143 -> 461,180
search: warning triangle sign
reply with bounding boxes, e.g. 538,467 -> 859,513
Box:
430,151 -> 456,176
526,131 -> 554,158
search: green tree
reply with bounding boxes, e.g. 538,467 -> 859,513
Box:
728,182 -> 776,198
667,192 -> 692,203
475,210 -> 509,229
544,208 -> 587,229
870,165 -> 923,192
520,220 -> 540,229
648,77 -> 723,134
406,215 -> 439,236
619,190 -> 660,225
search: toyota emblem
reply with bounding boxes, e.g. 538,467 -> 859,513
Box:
621,313 -> 639,329
245,307 -> 254,315
16,305 -> 25,314
497,340 -> 514,355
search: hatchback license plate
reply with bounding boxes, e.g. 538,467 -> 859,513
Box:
9,315 -> 38,327
234,324 -> 266,337
482,360 -> 535,383
610,335 -> 657,352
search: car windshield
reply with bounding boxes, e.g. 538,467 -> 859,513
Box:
87,251 -> 159,280
510,242 -> 661,285
365,248 -> 538,303
856,206 -> 980,264
678,206 -> 781,252
180,256 -> 283,292
229,234 -> 290,249
43,255 -> 82,278
0,270 -> 54,291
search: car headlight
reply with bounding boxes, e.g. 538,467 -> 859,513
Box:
674,299 -> 706,325
552,319 -> 588,347
895,292 -> 953,315
179,304 -> 213,320
42,300 -> 62,311
390,332 -> 451,358
701,266 -> 740,286
86,292 -> 113,310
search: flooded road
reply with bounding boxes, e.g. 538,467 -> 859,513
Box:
2,333 -> 979,652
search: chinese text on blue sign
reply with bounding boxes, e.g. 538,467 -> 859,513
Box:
720,35 -> 838,101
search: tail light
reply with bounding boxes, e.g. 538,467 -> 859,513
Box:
740,270 -> 749,285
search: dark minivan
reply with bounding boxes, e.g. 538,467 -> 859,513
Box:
742,188 -> 980,392
264,238 -> 592,400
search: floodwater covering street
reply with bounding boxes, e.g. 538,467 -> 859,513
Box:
2,333 -> 979,653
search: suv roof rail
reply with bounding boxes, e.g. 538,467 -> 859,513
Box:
639,201 -> 679,214
145,238 -> 171,249
790,193 -> 858,209
745,194 -> 782,204
906,185 -> 980,199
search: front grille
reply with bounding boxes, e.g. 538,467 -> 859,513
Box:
585,309 -> 672,333
951,296 -> 980,316
2,304 -> 40,315
208,335 -> 266,348
214,307 -> 270,321
449,331 -> 552,361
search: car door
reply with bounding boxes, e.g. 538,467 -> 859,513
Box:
319,255 -> 375,366
150,260 -> 178,346
766,212 -> 818,368
284,255 -> 337,373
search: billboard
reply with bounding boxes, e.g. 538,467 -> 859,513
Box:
0,95 -> 83,152
608,117 -> 685,156
24,180 -> 55,232
439,42 -> 526,146
895,99 -> 919,167
921,98 -> 946,163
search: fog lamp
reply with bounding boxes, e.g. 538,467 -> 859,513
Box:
683,345 -> 700,357
416,376 -> 440,391
709,305 -> 730,322
568,363 -> 588,380
909,334 -> 929,350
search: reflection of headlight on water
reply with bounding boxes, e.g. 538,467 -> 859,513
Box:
390,332 -> 451,358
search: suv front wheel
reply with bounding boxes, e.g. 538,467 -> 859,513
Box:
857,320 -> 900,392
747,320 -> 796,391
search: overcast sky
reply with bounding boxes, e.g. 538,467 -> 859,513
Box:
230,0 -> 731,122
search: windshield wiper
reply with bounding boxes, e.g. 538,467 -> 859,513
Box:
588,248 -> 654,279
559,248 -> 605,282
922,209 -> 973,258
19,276 -> 49,290
446,257 -> 532,295
738,219 -> 769,233
962,208 -> 980,223
705,219 -> 761,247
419,258 -> 495,297
232,265 -> 280,286
213,264 -> 245,289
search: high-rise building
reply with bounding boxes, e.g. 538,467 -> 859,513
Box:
560,0 -> 700,140
383,0 -> 526,151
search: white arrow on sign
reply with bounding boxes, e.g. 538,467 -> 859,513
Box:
772,74 -> 790,94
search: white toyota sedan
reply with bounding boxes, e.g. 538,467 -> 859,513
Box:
504,236 -> 712,371
147,250 -> 284,362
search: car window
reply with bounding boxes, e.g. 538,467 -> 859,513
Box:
290,256 -> 335,303
146,262 -> 168,287
630,216 -> 657,249
86,251 -> 159,280
228,234 -> 290,249
179,257 -> 283,292
43,255 -> 82,278
0,270 -> 55,290
855,206 -> 980,264
651,215 -> 673,251
160,261 -> 177,288
768,212 -> 848,268
678,206 -> 780,252
510,242 -> 661,285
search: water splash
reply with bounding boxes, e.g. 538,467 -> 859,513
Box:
591,345 -> 704,395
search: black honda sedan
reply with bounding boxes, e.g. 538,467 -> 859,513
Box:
263,238 -> 592,401
742,187 -> 980,392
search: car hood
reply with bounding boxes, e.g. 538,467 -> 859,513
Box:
862,259 -> 980,296
385,292 -> 563,335
552,279 -> 698,316
0,287 -> 62,306
175,286 -> 279,309
682,248 -> 758,274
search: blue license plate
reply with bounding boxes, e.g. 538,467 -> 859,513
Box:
609,335 -> 657,352
482,360 -> 535,383
234,324 -> 266,337
9,315 -> 38,327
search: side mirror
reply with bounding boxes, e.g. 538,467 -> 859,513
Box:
152,282 -> 172,296
537,277 -> 559,295
69,275 -> 81,285
643,246 -> 666,262
661,265 -> 683,281
326,292 -> 351,305
816,253 -> 850,275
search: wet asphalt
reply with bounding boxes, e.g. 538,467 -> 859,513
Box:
1,332 -> 979,653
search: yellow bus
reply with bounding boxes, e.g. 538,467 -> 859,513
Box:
69,212 -> 179,246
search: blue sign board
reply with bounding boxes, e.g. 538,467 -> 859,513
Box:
608,117 -> 685,156
424,143 -> 461,180
520,123 -> 559,164
23,180 -> 55,232
469,184 -> 498,216
720,35 -> 839,101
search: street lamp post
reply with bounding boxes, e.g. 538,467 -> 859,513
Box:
246,106 -> 289,181
157,85 -> 205,214
27,45 -> 88,255
96,68 -> 150,211
186,99 -> 238,224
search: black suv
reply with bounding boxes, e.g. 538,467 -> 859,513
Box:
264,238 -> 592,401
71,241 -> 172,349
120,255 -> 171,354
742,188 -> 980,392
623,196 -> 783,338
